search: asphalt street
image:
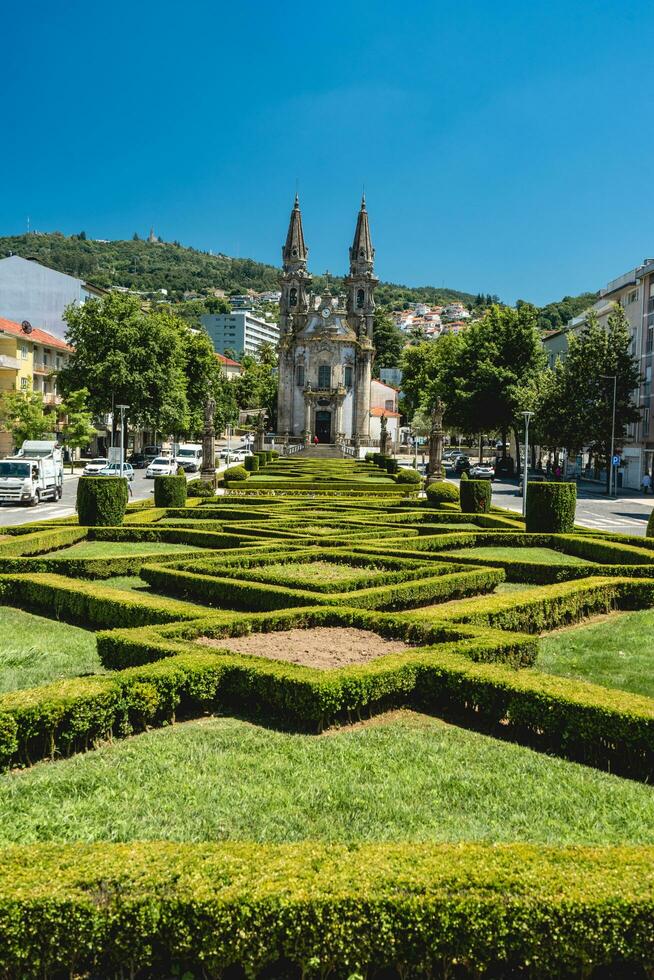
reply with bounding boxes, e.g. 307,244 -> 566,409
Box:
489,477 -> 652,536
0,469 -> 162,527
1,464 -> 651,536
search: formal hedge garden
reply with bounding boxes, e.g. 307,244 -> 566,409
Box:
1,454 -> 654,976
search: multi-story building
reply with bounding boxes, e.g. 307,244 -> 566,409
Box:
0,315 -> 71,455
542,259 -> 654,489
215,352 -> 243,379
0,255 -> 106,341
201,311 -> 280,357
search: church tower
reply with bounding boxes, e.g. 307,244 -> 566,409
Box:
275,194 -> 376,447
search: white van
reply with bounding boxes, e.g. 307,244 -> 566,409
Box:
175,444 -> 203,473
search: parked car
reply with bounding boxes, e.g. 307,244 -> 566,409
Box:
82,458 -> 109,475
175,444 -> 203,472
143,445 -> 162,462
128,453 -> 148,469
469,463 -> 495,480
453,455 -> 471,474
97,463 -> 135,482
146,457 -> 178,478
219,449 -> 247,463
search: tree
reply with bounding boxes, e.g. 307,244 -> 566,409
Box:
78,231 -> 87,241
181,328 -> 222,437
232,343 -> 278,424
59,293 -> 189,438
372,310 -> 403,375
0,389 -> 52,448
60,388 -> 95,471
447,304 -> 546,475
400,334 -> 464,417
132,232 -> 140,242
536,305 -> 641,489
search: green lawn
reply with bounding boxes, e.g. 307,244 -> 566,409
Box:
460,546 -> 591,565
537,608 -> 654,698
100,575 -> 153,592
52,541 -> 197,558
237,560 -> 381,587
0,607 -> 100,692
1,712 -> 653,845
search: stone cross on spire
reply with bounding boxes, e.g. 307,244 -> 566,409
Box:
349,193 -> 374,274
282,193 -> 308,272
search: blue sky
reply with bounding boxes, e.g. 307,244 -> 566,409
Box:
3,0 -> 653,304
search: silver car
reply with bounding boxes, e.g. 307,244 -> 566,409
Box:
97,463 -> 135,482
82,458 -> 109,475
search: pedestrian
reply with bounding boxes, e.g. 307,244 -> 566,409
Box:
313,435 -> 319,445
642,472 -> 651,494
554,465 -> 562,480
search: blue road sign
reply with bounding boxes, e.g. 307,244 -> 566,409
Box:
612,455 -> 621,466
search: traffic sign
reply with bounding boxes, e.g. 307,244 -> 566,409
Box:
612,455 -> 621,466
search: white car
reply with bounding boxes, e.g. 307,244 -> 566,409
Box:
97,463 -> 135,482
146,456 -> 178,479
469,464 -> 495,480
219,449 -> 247,463
83,458 -> 109,475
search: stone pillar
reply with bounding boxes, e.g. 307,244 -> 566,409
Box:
355,349 -> 372,443
200,397 -> 216,486
254,413 -> 266,452
303,395 -> 311,445
426,398 -> 446,485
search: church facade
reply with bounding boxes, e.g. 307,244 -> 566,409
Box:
276,196 -> 378,446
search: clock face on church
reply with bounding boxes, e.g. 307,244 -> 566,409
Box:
321,307 -> 331,319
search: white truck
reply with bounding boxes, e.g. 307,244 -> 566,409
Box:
0,440 -> 64,506
174,443 -> 203,473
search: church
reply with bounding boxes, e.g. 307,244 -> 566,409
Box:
276,195 -> 381,447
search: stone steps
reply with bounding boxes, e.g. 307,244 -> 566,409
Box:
299,443 -> 345,459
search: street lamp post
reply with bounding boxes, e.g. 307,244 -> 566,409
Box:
600,374 -> 617,496
116,404 -> 129,478
522,411 -> 534,518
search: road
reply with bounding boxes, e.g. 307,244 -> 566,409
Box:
489,477 -> 652,536
0,469 -> 163,527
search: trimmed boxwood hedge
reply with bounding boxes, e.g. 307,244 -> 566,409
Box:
244,455 -> 259,471
186,479 -> 215,497
223,465 -> 249,482
460,478 -> 492,514
154,474 -> 187,508
395,467 -> 421,485
425,481 -> 459,505
76,477 -> 128,526
0,841 -> 652,979
526,481 -> 576,533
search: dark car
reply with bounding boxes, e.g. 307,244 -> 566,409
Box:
142,445 -> 162,462
128,453 -> 148,469
453,455 -> 470,474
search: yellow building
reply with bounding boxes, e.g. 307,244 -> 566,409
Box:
0,316 -> 71,455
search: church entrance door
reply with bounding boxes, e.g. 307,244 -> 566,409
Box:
315,411 -> 332,443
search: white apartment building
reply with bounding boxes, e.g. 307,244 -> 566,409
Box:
200,311 -> 280,357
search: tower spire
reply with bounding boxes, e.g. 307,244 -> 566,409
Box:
349,194 -> 374,274
282,193 -> 308,271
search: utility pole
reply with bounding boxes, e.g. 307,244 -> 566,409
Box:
600,374 -> 617,496
116,404 -> 129,477
522,412 -> 534,518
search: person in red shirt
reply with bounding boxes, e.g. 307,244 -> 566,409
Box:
313,435 -> 319,445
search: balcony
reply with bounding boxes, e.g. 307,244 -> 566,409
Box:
33,360 -> 54,374
0,354 -> 20,371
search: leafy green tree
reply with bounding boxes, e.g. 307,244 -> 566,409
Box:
372,310 -> 403,375
232,343 -> 278,423
0,389 -> 52,447
536,305 -> 641,488
448,304 -> 546,474
400,334 -> 464,417
60,388 -> 95,471
60,293 -> 189,438
181,328 -> 223,437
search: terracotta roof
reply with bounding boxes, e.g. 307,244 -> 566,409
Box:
370,406 -> 400,418
0,316 -> 71,351
215,352 -> 242,367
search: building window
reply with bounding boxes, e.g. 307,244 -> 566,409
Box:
20,343 -> 28,359
647,325 -> 654,354
628,289 -> 639,304
356,288 -> 365,308
384,399 -> 394,411
289,287 -> 298,307
296,364 -> 305,386
643,407 -> 650,440
20,377 -> 28,391
318,365 -> 331,389
344,366 -> 353,387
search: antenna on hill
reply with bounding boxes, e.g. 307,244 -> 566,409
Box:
26,216 -> 30,235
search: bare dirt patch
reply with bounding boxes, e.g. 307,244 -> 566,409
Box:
197,626 -> 415,669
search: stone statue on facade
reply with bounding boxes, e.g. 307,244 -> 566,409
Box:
426,397 -> 446,485
200,396 -> 217,487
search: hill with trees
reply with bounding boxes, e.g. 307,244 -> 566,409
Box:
0,233 -> 477,308
530,291 -> 599,331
